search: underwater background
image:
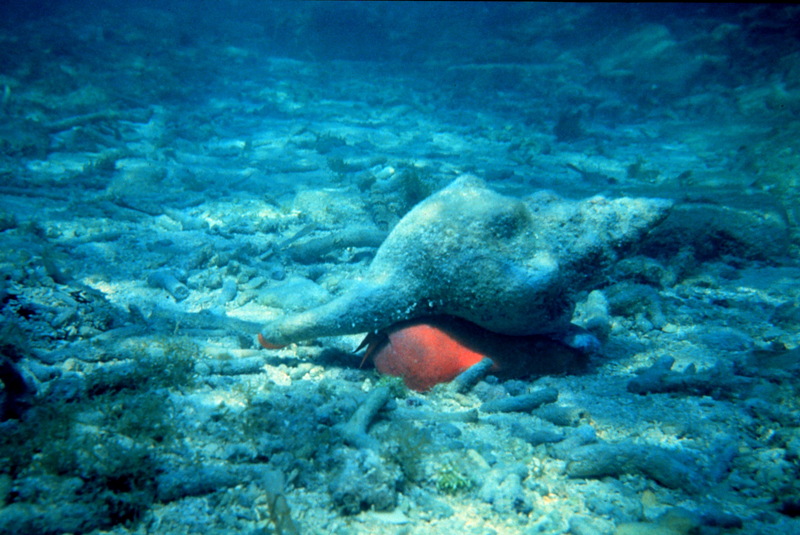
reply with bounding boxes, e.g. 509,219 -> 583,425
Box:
1,2 -> 800,534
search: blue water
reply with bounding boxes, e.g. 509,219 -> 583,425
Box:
1,2 -> 799,534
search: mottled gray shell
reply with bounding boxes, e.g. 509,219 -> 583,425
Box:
260,175 -> 671,346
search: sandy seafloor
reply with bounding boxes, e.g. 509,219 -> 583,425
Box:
1,2 -> 800,534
